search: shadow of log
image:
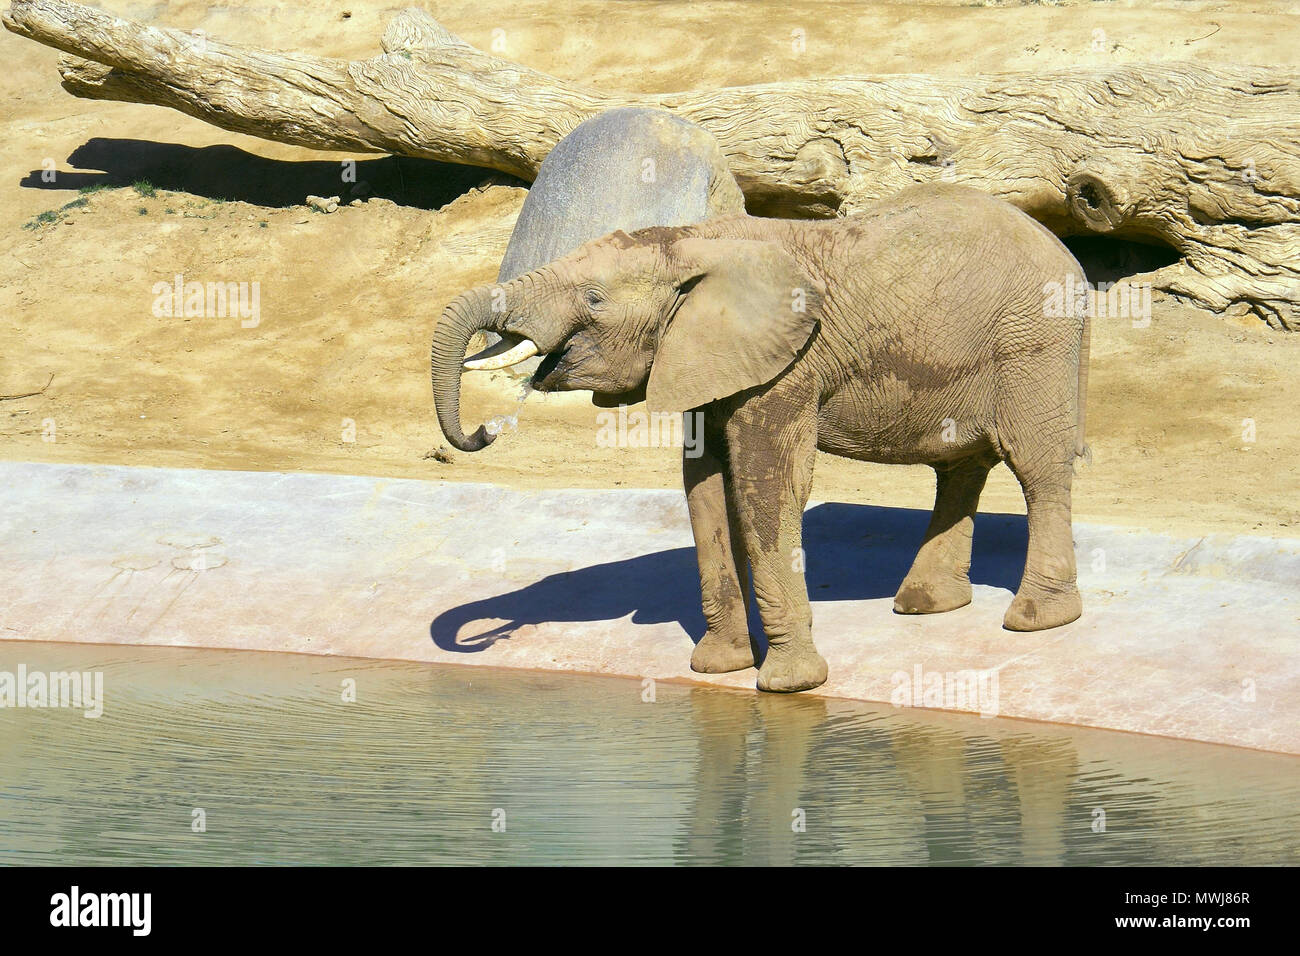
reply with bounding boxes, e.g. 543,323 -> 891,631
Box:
20,138 -> 524,209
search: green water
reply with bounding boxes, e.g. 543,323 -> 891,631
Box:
1,642 -> 1297,865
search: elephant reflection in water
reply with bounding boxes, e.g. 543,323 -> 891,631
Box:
889,726 -> 1079,864
679,689 -> 831,865
677,686 -> 1081,865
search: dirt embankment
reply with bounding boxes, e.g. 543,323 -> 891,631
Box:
2,1 -> 1298,537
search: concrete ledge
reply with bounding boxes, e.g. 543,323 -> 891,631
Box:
1,461 -> 1297,753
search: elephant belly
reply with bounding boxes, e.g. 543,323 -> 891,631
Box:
815,377 -> 997,465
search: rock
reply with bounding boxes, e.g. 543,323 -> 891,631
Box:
306,194 -> 340,213
488,107 -> 745,364
497,107 -> 743,283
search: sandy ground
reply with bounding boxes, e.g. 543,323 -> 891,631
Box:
2,0 -> 1299,538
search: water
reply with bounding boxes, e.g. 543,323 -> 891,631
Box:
483,382 -> 535,439
1,642 -> 1297,865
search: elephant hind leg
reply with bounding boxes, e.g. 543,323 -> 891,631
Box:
1000,432 -> 1082,632
894,454 -> 996,615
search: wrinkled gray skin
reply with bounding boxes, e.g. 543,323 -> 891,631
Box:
432,183 -> 1090,693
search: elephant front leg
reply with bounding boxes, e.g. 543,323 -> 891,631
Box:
723,397 -> 827,693
684,419 -> 758,673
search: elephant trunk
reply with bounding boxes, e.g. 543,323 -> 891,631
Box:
431,287 -> 503,452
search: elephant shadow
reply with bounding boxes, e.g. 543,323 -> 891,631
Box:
429,501 -> 1028,653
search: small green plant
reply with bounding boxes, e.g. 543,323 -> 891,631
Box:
165,207 -> 176,215
133,179 -> 156,198
22,209 -> 60,230
78,183 -> 117,195
137,206 -> 148,216
21,196 -> 96,230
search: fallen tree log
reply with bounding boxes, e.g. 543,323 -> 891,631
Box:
6,0 -> 1300,328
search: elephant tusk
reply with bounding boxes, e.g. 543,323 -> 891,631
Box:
463,335 -> 541,371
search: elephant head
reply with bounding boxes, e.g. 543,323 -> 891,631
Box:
431,228 -> 826,451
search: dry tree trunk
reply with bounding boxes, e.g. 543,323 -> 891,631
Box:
6,0 -> 1300,328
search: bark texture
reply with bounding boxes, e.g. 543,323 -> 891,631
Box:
6,0 -> 1300,328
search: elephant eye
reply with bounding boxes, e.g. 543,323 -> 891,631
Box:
584,288 -> 605,308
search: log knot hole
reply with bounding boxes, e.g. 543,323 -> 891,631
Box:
791,137 -> 850,189
1066,155 -> 1137,233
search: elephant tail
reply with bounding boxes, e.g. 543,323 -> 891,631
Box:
1074,292 -> 1092,469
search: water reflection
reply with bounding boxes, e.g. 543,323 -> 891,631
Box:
0,643 -> 1296,865
680,690 -> 830,865
680,691 -> 1089,865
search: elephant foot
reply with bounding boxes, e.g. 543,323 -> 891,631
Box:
756,641 -> 828,693
690,630 -> 758,673
893,574 -> 972,615
1003,585 -> 1082,632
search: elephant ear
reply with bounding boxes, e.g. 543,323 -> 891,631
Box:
646,238 -> 824,414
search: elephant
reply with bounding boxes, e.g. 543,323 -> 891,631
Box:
432,183 -> 1089,693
